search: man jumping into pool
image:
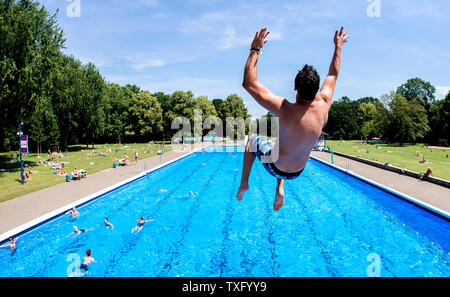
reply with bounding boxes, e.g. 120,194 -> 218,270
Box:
236,26 -> 349,211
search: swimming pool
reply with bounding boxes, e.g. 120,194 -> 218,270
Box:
0,146 -> 449,277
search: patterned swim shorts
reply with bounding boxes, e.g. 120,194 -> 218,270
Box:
249,135 -> 303,180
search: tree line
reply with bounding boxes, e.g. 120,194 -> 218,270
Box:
324,78 -> 449,145
0,0 -> 250,153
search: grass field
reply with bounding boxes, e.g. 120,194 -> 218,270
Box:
326,140 -> 450,181
0,142 -> 173,203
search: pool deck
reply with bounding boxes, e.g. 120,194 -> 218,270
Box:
311,151 -> 450,215
1,145 -> 449,237
0,144 -> 206,235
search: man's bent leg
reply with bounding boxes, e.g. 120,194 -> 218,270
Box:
236,137 -> 256,202
273,178 -> 285,211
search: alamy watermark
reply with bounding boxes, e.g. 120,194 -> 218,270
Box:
66,0 -> 81,18
170,110 -> 279,163
366,253 -> 381,277
366,0 -> 381,18
66,253 -> 81,277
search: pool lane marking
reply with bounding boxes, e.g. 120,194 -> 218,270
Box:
103,156 -> 211,276
310,156 -> 450,220
0,145 -> 209,244
158,152 -> 228,277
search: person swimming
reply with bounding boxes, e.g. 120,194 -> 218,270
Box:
131,216 -> 154,233
157,188 -> 167,192
0,236 -> 19,252
104,218 -> 114,229
66,226 -> 92,238
189,191 -> 198,197
79,249 -> 97,275
65,207 -> 80,218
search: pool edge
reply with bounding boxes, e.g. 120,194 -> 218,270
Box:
310,156 -> 450,220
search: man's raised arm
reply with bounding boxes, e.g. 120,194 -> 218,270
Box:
319,26 -> 349,106
242,27 -> 284,116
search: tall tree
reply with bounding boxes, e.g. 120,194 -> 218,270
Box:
325,96 -> 360,139
125,91 -> 163,141
386,93 -> 429,145
0,0 -> 64,151
102,83 -> 131,144
396,78 -> 436,113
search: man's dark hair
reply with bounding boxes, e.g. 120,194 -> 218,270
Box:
295,65 -> 320,101
86,249 -> 91,256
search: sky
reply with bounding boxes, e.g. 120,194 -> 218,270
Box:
39,0 -> 450,117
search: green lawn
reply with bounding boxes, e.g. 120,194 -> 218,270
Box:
325,140 -> 450,181
0,142 -> 173,203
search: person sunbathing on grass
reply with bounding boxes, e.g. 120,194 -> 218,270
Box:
236,27 -> 349,211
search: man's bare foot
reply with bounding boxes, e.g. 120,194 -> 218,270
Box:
236,183 -> 249,202
273,191 -> 285,211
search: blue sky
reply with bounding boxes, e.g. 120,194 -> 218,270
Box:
40,0 -> 450,117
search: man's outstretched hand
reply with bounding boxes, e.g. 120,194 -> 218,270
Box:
334,26 -> 350,48
251,27 -> 270,50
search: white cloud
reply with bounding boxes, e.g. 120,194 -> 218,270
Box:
436,86 -> 450,98
139,0 -> 158,8
129,58 -> 166,70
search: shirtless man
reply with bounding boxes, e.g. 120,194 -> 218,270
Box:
236,26 -> 349,211
79,249 -> 97,275
0,237 -> 19,251
65,207 -> 80,218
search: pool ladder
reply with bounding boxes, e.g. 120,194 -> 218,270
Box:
142,163 -> 148,176
346,161 -> 352,173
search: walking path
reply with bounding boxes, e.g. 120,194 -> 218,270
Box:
0,144 -> 205,234
311,151 -> 450,214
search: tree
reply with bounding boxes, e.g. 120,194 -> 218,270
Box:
357,103 -> 377,139
192,95 -> 218,137
76,63 -> 105,147
217,94 -> 249,139
125,91 -> 163,140
0,0 -> 64,151
429,91 -> 450,144
396,78 -> 436,113
386,93 -> 429,144
325,96 -> 360,139
102,83 -> 131,144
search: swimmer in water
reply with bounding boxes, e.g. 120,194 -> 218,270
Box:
131,216 -> 154,233
104,218 -> 114,229
157,188 -> 167,192
189,191 -> 198,197
79,249 -> 97,276
65,207 -> 80,218
0,237 -> 19,252
66,226 -> 92,238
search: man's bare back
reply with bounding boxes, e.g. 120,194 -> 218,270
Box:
273,98 -> 329,173
236,26 -> 349,211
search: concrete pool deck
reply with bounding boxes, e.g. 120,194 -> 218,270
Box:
311,151 -> 450,215
0,144 -> 449,236
0,144 -> 206,235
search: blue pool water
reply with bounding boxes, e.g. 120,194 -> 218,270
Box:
0,147 -> 449,277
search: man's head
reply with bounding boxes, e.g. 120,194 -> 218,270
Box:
295,65 -> 320,102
